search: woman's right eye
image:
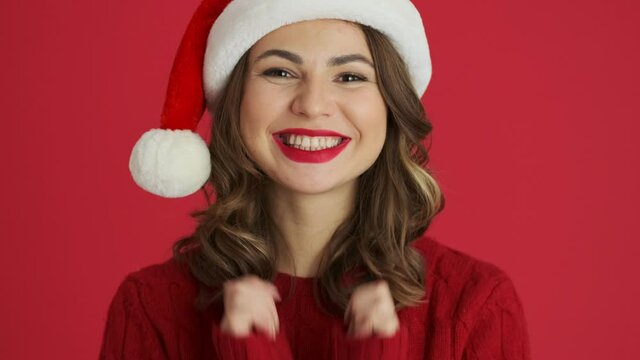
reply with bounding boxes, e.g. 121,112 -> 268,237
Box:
263,68 -> 293,78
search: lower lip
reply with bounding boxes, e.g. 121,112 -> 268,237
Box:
273,135 -> 350,163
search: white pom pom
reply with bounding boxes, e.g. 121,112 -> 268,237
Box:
129,128 -> 211,198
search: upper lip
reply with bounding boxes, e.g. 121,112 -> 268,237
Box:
273,128 -> 350,138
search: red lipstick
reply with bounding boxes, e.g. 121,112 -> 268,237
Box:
272,128 -> 351,163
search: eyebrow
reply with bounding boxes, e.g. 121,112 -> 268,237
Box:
253,49 -> 375,68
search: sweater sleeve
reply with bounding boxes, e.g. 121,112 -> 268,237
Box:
462,277 -> 532,360
329,321 -> 410,360
210,320 -> 294,360
99,276 -> 170,360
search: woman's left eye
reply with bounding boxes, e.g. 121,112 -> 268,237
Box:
338,73 -> 367,82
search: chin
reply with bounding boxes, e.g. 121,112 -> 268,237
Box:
272,176 -> 350,196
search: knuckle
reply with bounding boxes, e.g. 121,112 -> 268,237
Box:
356,312 -> 372,324
375,280 -> 389,293
223,282 -> 237,296
222,279 -> 233,289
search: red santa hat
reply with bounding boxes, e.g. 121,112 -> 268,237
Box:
129,0 -> 432,198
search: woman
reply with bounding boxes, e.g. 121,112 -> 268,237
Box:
101,0 -> 531,359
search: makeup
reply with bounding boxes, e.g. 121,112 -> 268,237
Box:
272,129 -> 351,163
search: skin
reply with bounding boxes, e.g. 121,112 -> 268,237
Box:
221,19 -> 398,340
240,18 -> 387,277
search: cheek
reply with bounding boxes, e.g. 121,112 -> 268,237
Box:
346,91 -> 388,142
239,93 -> 285,166
240,82 -> 285,135
239,93 -> 271,140
238,104 -> 265,162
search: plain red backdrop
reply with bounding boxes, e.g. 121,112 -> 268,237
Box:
1,0 -> 638,359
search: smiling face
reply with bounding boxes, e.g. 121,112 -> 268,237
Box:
240,19 -> 388,195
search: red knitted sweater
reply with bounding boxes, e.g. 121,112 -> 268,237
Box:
99,234 -> 531,359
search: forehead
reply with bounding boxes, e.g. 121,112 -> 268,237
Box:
249,19 -> 370,60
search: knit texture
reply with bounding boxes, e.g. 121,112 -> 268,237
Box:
99,234 -> 532,359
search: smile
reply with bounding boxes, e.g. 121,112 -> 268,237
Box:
279,134 -> 344,151
272,129 -> 351,163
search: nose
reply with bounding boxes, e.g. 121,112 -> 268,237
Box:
290,75 -> 336,119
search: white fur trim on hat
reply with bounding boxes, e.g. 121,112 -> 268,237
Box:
203,0 -> 431,102
129,129 -> 211,198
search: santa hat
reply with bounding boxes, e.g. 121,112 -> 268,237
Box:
129,0 -> 432,198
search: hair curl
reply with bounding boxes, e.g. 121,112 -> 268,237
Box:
172,22 -> 445,316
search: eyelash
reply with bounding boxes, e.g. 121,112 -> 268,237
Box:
262,68 -> 367,82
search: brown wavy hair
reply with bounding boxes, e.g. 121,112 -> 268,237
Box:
172,22 -> 445,316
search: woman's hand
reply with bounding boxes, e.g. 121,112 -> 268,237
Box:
219,275 -> 282,340
344,279 -> 399,339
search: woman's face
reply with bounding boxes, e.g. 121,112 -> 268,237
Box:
240,19 -> 387,195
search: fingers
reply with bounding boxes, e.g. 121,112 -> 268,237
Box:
376,315 -> 399,338
350,314 -> 374,338
268,284 -> 281,338
220,275 -> 282,341
269,296 -> 280,334
253,312 -> 277,341
270,284 -> 282,302
345,280 -> 399,339
251,297 -> 280,341
252,281 -> 279,336
344,299 -> 352,324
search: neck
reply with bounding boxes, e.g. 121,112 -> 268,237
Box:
265,180 -> 357,278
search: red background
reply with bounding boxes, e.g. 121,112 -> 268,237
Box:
1,0 -> 638,359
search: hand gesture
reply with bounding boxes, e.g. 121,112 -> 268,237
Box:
344,279 -> 399,339
219,275 -> 282,340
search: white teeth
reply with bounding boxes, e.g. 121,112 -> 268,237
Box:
280,134 -> 344,151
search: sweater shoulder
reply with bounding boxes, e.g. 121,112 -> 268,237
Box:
114,257 -> 205,328
411,234 -> 520,325
124,256 -> 196,289
411,234 -> 511,285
